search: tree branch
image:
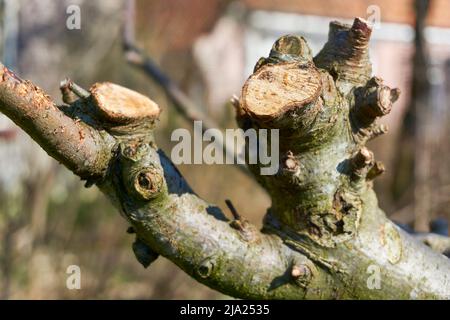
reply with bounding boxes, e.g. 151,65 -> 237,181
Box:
105,145 -> 340,299
0,63 -> 113,180
1,17 -> 450,299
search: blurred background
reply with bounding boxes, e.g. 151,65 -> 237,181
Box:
0,0 -> 449,299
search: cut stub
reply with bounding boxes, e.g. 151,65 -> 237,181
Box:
254,35 -> 313,71
350,147 -> 374,180
314,17 -> 372,87
90,82 -> 160,126
271,35 -> 312,59
352,77 -> 400,128
240,61 -> 322,125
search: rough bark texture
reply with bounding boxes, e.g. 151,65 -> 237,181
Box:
0,18 -> 449,299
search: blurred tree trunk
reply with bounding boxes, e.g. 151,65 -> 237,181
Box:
393,0 -> 432,232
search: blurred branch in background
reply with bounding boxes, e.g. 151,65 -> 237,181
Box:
388,0 -> 450,235
393,0 -> 433,232
0,0 -> 18,68
0,0 -> 53,299
411,0 -> 432,232
122,0 -> 249,176
446,60 -> 450,235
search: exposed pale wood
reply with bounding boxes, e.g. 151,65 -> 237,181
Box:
90,82 -> 160,124
240,62 -> 321,121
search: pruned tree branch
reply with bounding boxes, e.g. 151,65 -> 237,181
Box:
0,17 -> 450,299
0,63 -> 114,180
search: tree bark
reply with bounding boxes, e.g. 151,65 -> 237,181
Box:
0,17 -> 449,299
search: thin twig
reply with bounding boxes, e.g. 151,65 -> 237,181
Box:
225,199 -> 241,220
